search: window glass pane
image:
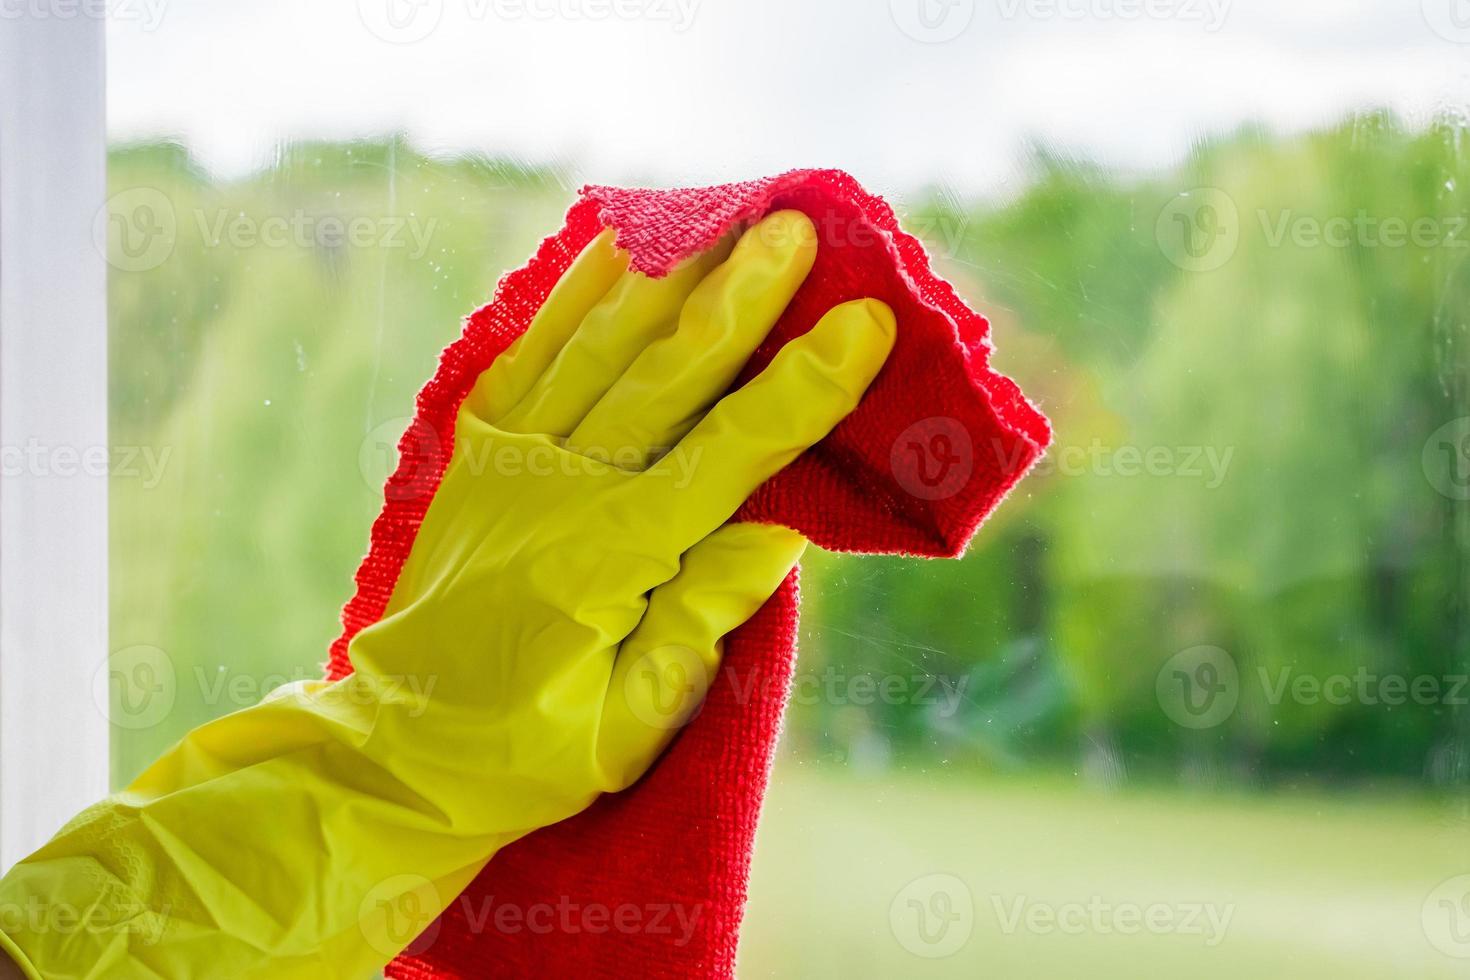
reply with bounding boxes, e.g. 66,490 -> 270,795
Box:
107,3 -> 1470,976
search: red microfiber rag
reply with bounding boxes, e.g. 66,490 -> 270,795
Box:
325,169 -> 1050,978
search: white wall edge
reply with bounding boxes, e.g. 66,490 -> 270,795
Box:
0,12 -> 110,871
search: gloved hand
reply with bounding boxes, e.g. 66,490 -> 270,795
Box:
0,210 -> 895,979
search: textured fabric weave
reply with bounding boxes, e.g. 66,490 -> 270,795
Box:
325,169 -> 1050,978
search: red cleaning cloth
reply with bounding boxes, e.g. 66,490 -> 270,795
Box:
325,169 -> 1050,978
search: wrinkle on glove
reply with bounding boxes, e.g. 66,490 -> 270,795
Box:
328,169 -> 1051,979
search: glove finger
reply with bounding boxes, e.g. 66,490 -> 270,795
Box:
623,297 -> 896,554
595,521 -> 806,790
464,228 -> 628,426
494,236 -> 733,438
567,210 -> 817,468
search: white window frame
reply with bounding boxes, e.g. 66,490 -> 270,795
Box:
0,13 -> 110,871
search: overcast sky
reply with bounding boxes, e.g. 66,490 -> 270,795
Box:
107,0 -> 1470,194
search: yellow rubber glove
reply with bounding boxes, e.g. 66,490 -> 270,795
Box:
0,210 -> 896,979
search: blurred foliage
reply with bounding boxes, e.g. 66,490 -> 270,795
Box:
109,114 -> 1470,792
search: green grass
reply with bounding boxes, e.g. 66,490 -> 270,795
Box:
740,762 -> 1468,978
